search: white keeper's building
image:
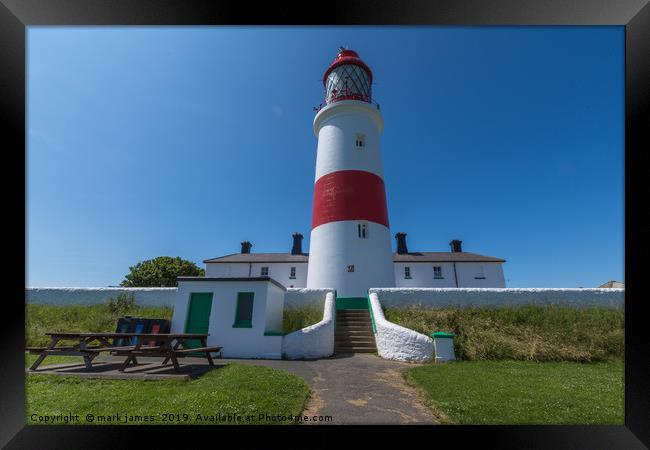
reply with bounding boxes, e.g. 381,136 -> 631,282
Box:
204,233 -> 506,290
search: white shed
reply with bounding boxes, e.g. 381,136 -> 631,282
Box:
170,277 -> 286,359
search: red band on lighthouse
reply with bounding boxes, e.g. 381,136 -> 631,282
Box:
311,170 -> 389,229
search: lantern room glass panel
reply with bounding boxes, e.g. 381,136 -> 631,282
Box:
325,64 -> 372,104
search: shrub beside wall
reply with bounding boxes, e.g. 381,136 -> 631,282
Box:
384,305 -> 624,362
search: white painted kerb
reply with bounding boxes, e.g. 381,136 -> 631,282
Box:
368,292 -> 434,363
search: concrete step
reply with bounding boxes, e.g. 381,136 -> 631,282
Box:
335,333 -> 375,339
336,332 -> 374,337
336,326 -> 373,332
335,339 -> 376,345
334,346 -> 377,353
337,321 -> 371,327
336,329 -> 374,334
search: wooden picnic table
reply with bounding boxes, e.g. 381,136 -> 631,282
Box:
27,332 -> 222,373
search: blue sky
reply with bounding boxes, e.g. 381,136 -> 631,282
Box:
27,26 -> 624,287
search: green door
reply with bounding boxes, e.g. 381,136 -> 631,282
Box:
185,292 -> 213,349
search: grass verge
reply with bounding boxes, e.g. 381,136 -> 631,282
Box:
26,354 -> 310,425
283,306 -> 323,334
404,360 -> 623,424
27,303 -> 322,342
384,305 -> 623,362
26,304 -> 173,347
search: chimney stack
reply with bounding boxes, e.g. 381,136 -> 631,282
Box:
395,232 -> 409,254
450,240 -> 462,253
240,241 -> 252,254
291,233 -> 304,255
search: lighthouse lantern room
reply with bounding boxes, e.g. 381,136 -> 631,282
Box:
323,48 -> 373,104
306,48 -> 396,298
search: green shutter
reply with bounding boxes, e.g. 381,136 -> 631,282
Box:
233,292 -> 254,328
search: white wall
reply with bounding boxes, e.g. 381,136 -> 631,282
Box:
456,263 -> 506,287
284,288 -> 331,309
394,262 -> 506,288
264,285 -> 285,334
171,279 -> 285,359
26,287 -> 177,306
205,262 -> 307,288
282,290 -> 336,359
370,288 -> 624,309
368,292 -> 434,362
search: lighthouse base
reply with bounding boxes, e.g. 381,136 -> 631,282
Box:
306,221 -> 395,297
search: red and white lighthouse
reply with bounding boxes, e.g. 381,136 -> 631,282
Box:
306,48 -> 395,297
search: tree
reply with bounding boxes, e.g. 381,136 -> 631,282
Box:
120,256 -> 205,287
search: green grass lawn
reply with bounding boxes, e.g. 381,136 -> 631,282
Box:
404,360 -> 624,425
26,353 -> 83,367
385,305 -> 624,362
26,303 -> 173,347
283,306 -> 323,334
26,354 -> 310,425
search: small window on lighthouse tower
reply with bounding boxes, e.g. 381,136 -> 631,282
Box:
358,223 -> 368,239
404,266 -> 412,279
355,133 -> 365,148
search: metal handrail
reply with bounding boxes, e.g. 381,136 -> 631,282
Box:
313,98 -> 380,113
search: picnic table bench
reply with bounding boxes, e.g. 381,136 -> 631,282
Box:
27,332 -> 223,373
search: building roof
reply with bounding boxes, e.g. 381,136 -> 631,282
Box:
204,253 -> 310,263
597,280 -> 624,288
177,276 -> 287,291
393,252 -> 506,263
204,252 -> 505,264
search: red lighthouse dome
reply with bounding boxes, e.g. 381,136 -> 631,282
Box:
323,48 -> 373,105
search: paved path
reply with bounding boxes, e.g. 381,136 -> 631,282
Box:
87,353 -> 437,424
218,353 -> 438,425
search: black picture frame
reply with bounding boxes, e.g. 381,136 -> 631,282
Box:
2,0 -> 648,448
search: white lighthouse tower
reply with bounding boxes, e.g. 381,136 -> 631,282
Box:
306,48 -> 395,298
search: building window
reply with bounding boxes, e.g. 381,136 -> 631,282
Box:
289,267 -> 296,279
233,292 -> 254,328
347,265 -> 355,272
404,266 -> 412,279
355,133 -> 365,148
358,223 -> 368,239
474,266 -> 486,280
433,266 -> 443,279
260,267 -> 269,276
